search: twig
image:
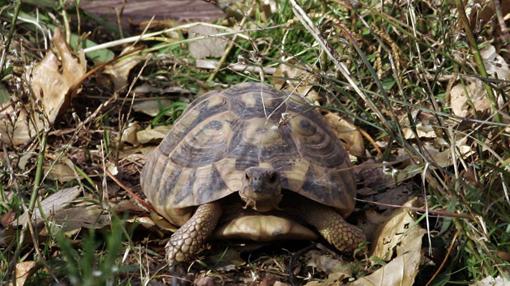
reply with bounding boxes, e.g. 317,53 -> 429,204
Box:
105,169 -> 156,213
425,230 -> 459,286
454,0 -> 501,122
207,3 -> 254,82
288,0 -> 398,141
83,22 -> 249,54
355,198 -> 473,219
6,131 -> 47,281
0,0 -> 21,76
196,59 -> 276,74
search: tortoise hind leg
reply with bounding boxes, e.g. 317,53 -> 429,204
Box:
166,202 -> 222,266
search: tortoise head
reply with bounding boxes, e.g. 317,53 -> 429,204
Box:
239,167 -> 282,212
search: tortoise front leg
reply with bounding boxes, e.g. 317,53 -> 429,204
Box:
165,202 -> 222,266
289,199 -> 366,254
306,205 -> 366,253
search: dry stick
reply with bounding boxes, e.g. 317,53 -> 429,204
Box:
455,0 -> 501,122
105,169 -> 156,213
288,0 -> 389,130
355,198 -> 473,220
425,230 -> 459,286
6,132 -> 47,281
0,0 -> 21,75
207,3 -> 254,82
83,22 -> 249,54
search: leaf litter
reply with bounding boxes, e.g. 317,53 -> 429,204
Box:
1,0 -> 508,284
0,28 -> 86,146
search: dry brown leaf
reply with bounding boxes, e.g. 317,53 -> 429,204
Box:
323,112 -> 364,157
136,124 -> 173,144
481,45 -> 510,80
272,64 -> 319,103
450,45 -> 507,118
389,140 -> 473,184
44,157 -> 77,183
15,261 -> 37,286
402,122 -> 436,139
50,205 -> 111,232
350,249 -> 421,286
305,250 -> 353,283
399,110 -> 438,139
133,99 -> 172,117
0,28 -> 86,145
121,122 -> 142,145
371,199 -> 422,260
351,199 -> 425,286
13,186 -> 82,226
450,79 -> 491,117
188,24 -> 228,59
103,47 -> 146,91
422,142 -> 473,168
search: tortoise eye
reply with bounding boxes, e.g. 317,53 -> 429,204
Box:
245,173 -> 250,180
268,173 -> 278,183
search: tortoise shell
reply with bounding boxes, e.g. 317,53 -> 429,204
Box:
141,82 -> 355,224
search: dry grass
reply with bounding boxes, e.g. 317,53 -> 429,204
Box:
0,0 -> 509,285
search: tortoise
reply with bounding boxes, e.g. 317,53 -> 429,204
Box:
141,82 -> 366,265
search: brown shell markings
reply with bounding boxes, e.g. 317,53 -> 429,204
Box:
141,82 -> 355,219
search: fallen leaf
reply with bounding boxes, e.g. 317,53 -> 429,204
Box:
188,24 -> 228,59
450,79 -> 491,117
13,186 -> 82,226
481,45 -> 510,80
0,28 -> 86,145
351,248 -> 421,286
371,200 -> 421,260
49,204 -> 111,232
69,34 -> 114,64
103,47 -> 146,91
272,63 -> 319,103
121,122 -> 141,145
194,275 -> 216,286
136,125 -> 173,144
15,261 -> 37,286
323,112 -> 364,157
133,99 -> 173,117
44,157 -> 77,183
450,45 -> 507,118
351,199 -> 425,286
305,250 -> 353,283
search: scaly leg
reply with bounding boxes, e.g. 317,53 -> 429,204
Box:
288,198 -> 366,254
165,202 -> 222,266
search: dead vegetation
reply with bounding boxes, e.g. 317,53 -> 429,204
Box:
0,0 -> 510,285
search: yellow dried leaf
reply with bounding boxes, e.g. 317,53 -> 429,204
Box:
15,261 -> 37,286
351,199 -> 425,286
103,47 -> 146,91
0,28 -> 86,145
450,79 -> 491,117
133,99 -> 172,117
188,24 -> 228,59
136,125 -> 173,144
272,63 -> 319,102
371,199 -> 422,260
323,112 -> 365,157
121,122 -> 141,145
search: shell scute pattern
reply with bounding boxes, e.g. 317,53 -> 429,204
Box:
158,93 -> 229,156
143,82 -> 355,213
